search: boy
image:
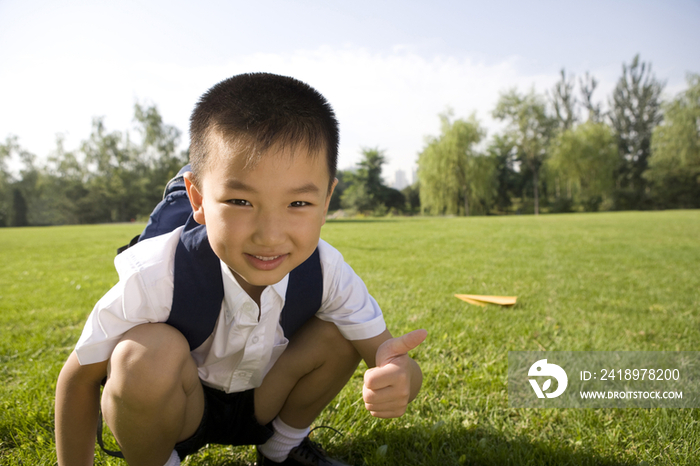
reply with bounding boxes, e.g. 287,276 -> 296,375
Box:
55,73 -> 426,466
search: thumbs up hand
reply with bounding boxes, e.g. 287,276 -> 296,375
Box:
362,329 -> 427,418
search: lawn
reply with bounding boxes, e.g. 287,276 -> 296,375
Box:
1,210 -> 699,465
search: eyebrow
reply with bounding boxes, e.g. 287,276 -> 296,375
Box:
225,179 -> 257,193
225,179 -> 321,195
289,183 -> 321,195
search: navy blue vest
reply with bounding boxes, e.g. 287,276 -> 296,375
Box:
125,165 -> 323,350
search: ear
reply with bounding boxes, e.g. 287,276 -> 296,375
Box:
184,171 -> 206,225
321,177 -> 338,225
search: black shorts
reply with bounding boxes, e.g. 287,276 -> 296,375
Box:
174,384 -> 274,458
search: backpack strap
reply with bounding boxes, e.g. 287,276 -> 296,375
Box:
281,247 -> 323,338
166,214 -> 224,351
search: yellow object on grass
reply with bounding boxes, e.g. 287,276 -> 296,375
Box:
455,294 -> 517,306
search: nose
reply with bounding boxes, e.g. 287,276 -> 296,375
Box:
252,210 -> 286,247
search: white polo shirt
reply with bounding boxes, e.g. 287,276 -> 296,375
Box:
74,227 -> 386,393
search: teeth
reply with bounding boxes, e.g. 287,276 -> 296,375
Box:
254,255 -> 280,261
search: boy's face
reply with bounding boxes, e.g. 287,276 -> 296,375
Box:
185,136 -> 336,299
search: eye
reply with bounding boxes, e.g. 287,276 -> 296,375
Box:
228,199 -> 252,207
290,201 -> 311,207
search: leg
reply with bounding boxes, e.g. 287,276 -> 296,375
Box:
101,323 -> 204,466
255,317 -> 361,428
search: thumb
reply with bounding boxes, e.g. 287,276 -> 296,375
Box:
375,329 -> 427,367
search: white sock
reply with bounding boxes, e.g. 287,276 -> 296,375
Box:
258,417 -> 310,462
163,449 -> 180,466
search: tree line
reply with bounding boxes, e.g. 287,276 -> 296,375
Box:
418,55 -> 700,216
1,54 -> 698,226
0,104 -> 188,226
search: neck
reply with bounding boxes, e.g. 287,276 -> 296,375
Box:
230,268 -> 265,310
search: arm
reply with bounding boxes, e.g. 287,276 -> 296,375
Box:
352,328 -> 427,418
55,351 -> 108,466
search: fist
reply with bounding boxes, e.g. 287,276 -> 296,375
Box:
362,329 -> 427,418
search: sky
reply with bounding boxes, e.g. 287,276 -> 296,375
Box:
1,0 -> 699,185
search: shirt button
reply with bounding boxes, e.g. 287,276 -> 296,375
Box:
252,336 -> 259,344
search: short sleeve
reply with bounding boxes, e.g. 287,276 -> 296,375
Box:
314,240 -> 386,340
73,229 -> 181,365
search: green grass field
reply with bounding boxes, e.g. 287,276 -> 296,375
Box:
1,211 -> 699,465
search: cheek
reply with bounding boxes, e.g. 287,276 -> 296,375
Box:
206,214 -> 248,247
292,217 -> 324,246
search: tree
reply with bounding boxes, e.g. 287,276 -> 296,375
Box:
0,103 -> 186,226
0,136 -> 48,226
608,54 -> 665,209
645,73 -> 700,208
356,147 -> 387,207
547,70 -> 580,210
487,134 -> 519,213
341,147 -> 401,215
579,72 -> 602,123
133,102 -> 187,211
76,104 -> 185,223
11,188 -> 28,226
401,182 -> 420,214
465,154 -> 497,215
0,136 -> 19,226
328,169 -> 348,211
550,69 -> 603,127
418,111 -> 493,216
379,185 -> 406,214
43,135 -> 89,224
493,89 -> 556,215
78,117 -> 134,223
133,102 -> 181,163
547,121 -> 618,211
549,69 -> 578,131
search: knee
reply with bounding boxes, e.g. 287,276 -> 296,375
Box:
105,324 -> 191,406
304,318 -> 361,368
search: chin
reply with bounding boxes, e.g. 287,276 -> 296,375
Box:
247,271 -> 288,287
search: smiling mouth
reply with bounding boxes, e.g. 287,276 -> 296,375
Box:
246,253 -> 288,270
253,255 -> 281,261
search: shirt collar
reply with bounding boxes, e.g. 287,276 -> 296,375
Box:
220,260 -> 289,324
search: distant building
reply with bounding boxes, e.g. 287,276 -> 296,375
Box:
393,169 -> 408,190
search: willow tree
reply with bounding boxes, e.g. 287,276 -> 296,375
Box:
646,73 -> 700,207
418,111 -> 492,216
547,121 -> 618,211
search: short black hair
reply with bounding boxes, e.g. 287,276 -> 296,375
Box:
189,73 -> 339,190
